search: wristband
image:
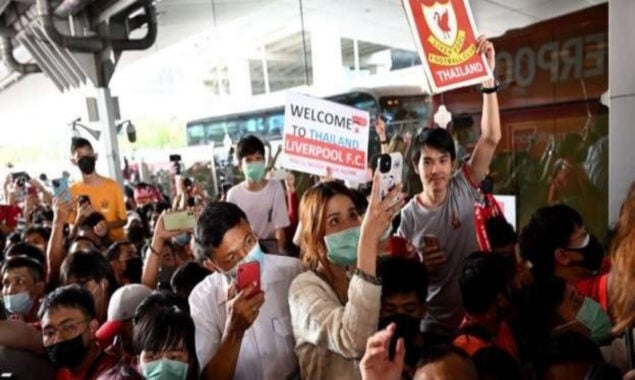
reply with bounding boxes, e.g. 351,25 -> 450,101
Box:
480,79 -> 501,94
379,140 -> 388,145
354,268 -> 381,285
149,244 -> 161,256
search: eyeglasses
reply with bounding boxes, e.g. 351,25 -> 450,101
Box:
42,319 -> 90,343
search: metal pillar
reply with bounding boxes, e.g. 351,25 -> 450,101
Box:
94,86 -> 124,186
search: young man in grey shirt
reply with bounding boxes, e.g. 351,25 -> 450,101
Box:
397,36 -> 501,338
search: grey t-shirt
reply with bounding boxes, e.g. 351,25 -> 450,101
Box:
397,166 -> 480,335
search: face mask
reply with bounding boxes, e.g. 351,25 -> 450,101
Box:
77,156 -> 96,175
568,234 -> 604,273
378,313 -> 422,367
45,333 -> 87,369
324,226 -> 360,266
141,359 -> 189,380
3,291 -> 34,315
222,242 -> 266,282
576,297 -> 612,343
173,232 -> 191,247
242,161 -> 266,182
123,258 -> 143,284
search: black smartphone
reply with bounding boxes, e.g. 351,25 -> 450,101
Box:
626,325 -> 635,369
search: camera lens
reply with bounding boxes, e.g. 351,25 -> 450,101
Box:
378,154 -> 391,173
52,179 -> 60,187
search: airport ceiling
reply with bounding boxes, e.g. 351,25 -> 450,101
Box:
0,0 -> 607,92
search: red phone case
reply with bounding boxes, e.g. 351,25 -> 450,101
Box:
236,261 -> 261,298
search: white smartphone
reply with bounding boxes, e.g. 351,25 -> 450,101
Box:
163,210 -> 196,231
377,152 -> 403,200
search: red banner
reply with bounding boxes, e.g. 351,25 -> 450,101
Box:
403,0 -> 492,93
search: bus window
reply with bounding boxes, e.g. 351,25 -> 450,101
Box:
186,124 -> 207,146
205,121 -> 226,145
380,95 -> 430,137
226,119 -> 241,143
266,111 -> 284,140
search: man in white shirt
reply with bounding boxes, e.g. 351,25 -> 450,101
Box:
226,135 -> 290,254
190,201 -> 302,380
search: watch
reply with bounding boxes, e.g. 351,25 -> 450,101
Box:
480,79 -> 501,94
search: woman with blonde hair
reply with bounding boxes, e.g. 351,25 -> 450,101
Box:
609,182 -> 635,333
289,173 -> 403,380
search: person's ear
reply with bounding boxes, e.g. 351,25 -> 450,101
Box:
93,153 -> 98,161
88,318 -> 100,337
71,157 -> 77,166
32,281 -> 46,298
412,158 -> 420,174
555,248 -> 572,266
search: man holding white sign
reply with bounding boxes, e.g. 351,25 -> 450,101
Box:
281,93 -> 370,183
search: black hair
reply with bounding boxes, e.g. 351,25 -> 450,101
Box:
170,262 -> 211,300
151,201 -> 171,215
98,362 -> 144,380
417,343 -> 471,368
22,226 -> 52,243
485,216 -> 517,250
472,346 -> 522,380
236,134 -> 265,161
518,276 -> 568,359
519,204 -> 583,279
70,137 -> 93,154
412,127 -> 456,165
60,250 -> 118,297
31,208 -> 54,225
459,252 -> 510,315
534,332 -> 604,380
194,202 -> 248,260
6,232 -> 22,246
379,256 -> 428,304
1,255 -> 45,283
5,242 -> 46,266
106,241 -> 133,262
80,212 -> 106,228
38,284 -> 96,320
133,292 -> 198,379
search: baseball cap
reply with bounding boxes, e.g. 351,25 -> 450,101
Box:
96,284 -> 152,342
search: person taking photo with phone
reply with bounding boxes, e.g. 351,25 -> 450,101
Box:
189,201 -> 302,380
67,137 -> 127,242
288,172 -> 403,380
396,36 -> 501,342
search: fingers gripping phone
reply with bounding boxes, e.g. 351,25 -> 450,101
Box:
236,261 -> 261,298
78,195 -> 91,206
51,177 -> 72,203
377,152 -> 403,200
163,210 -> 196,231
423,234 -> 440,252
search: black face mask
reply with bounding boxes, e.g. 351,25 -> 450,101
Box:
123,257 -> 143,284
378,313 -> 422,367
45,333 -> 88,369
568,234 -> 604,273
77,156 -> 96,175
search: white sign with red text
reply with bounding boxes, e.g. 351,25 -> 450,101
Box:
281,92 -> 370,183
493,195 -> 517,230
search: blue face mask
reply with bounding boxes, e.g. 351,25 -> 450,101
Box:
242,161 -> 266,182
141,359 -> 189,380
3,291 -> 34,315
324,226 -> 360,266
223,241 -> 266,281
576,297 -> 612,343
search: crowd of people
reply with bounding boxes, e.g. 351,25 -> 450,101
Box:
1,39 -> 634,380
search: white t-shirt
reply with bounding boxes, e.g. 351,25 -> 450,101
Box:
227,180 -> 290,240
189,254 -> 303,380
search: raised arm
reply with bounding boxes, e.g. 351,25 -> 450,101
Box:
47,198 -> 72,284
468,36 -> 501,183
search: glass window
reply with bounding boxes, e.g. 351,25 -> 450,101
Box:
186,124 -> 206,146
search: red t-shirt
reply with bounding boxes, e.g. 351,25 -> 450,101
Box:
574,257 -> 611,311
55,352 -> 119,380
454,320 -> 519,362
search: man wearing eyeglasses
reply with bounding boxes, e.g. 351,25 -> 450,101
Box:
396,37 -> 501,341
189,201 -> 302,380
40,285 -> 118,379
